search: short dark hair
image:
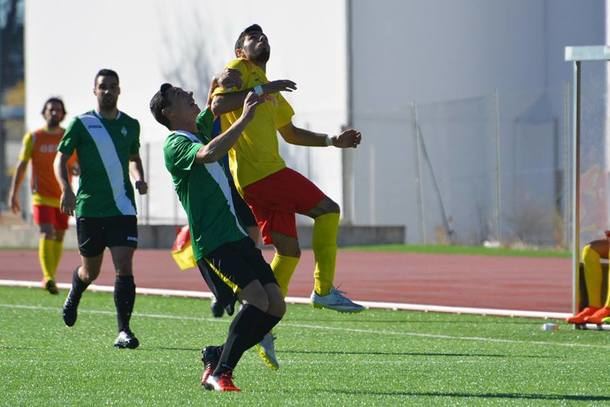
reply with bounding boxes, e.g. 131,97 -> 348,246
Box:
149,83 -> 173,129
94,68 -> 119,85
234,24 -> 263,51
41,97 -> 66,115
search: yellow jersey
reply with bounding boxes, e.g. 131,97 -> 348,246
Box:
213,58 -> 294,193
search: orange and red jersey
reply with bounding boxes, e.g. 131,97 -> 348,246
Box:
18,128 -> 77,207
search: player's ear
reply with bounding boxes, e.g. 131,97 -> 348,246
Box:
235,48 -> 243,58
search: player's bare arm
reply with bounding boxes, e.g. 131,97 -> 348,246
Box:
7,159 -> 28,214
129,155 -> 148,195
210,79 -> 297,116
207,69 -> 243,108
278,123 -> 362,148
53,151 -> 76,216
196,92 -> 262,164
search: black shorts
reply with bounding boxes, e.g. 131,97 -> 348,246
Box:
76,216 -> 138,257
205,238 -> 277,290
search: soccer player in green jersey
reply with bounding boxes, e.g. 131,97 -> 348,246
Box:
54,69 -> 148,349
149,82 -> 286,392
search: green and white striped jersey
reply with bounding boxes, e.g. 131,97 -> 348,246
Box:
163,109 -> 247,260
58,110 -> 140,217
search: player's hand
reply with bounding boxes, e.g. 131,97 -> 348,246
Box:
135,180 -> 148,195
330,128 -> 362,149
262,80 -> 297,94
217,68 -> 243,90
8,193 -> 20,214
60,189 -> 76,216
241,91 -> 263,121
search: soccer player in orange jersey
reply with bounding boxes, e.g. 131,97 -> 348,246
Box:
8,97 -> 78,294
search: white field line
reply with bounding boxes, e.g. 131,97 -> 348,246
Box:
1,302 -> 609,351
0,278 -> 570,319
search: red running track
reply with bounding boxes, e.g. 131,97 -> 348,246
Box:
0,249 -> 572,313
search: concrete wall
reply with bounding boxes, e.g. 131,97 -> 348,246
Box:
0,224 -> 404,249
348,0 -> 605,244
24,0 -> 607,245
25,0 -> 348,225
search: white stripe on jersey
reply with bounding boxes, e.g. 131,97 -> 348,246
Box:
174,130 -> 246,236
79,114 -> 136,216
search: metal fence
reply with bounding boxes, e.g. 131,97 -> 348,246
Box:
2,85 -> 581,249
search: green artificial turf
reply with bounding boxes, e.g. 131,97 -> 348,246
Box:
1,285 -> 607,406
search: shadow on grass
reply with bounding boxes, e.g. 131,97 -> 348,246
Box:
291,317 -> 554,328
325,389 -> 610,402
282,349 -> 550,359
142,346 -> 201,352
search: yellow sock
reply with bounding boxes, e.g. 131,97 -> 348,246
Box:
312,213 -> 340,296
582,244 -> 603,307
38,238 -> 55,282
50,240 -> 64,279
271,254 -> 299,297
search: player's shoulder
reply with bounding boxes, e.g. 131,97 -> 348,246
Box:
66,112 -> 92,131
226,58 -> 253,71
119,111 -> 139,125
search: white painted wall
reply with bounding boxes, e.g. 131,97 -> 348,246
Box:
25,0 -> 347,224
349,0 -> 605,244
25,0 -> 607,245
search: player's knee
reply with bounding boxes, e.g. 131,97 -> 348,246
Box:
239,281 -> 270,312
273,236 -> 301,258
271,296 -> 286,318
79,267 -> 97,283
325,198 -> 340,214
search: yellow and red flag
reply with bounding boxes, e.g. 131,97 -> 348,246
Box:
171,225 -> 197,271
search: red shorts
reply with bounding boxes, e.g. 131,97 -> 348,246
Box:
33,205 -> 69,231
243,168 -> 325,244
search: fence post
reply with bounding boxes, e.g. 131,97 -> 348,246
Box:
412,102 -> 425,244
494,89 -> 502,244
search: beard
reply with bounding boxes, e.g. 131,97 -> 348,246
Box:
100,97 -> 117,111
253,48 -> 270,64
47,118 -> 61,128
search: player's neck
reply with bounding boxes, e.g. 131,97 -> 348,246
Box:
97,107 -> 119,120
248,58 -> 266,72
44,124 -> 62,133
173,117 -> 197,134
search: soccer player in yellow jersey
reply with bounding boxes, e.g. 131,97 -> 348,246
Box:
567,236 -> 610,325
8,98 -> 77,294
212,24 -> 365,367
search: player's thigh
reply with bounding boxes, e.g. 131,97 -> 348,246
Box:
108,246 -> 135,276
76,217 -> 106,258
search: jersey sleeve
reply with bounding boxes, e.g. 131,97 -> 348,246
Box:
18,132 -> 33,162
211,59 -> 249,96
57,118 -> 81,155
274,94 -> 295,129
195,109 -> 215,142
129,119 -> 141,156
163,134 -> 202,174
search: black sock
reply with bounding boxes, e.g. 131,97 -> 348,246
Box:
114,275 -> 136,333
214,305 -> 282,375
250,313 -> 282,344
70,267 -> 89,302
